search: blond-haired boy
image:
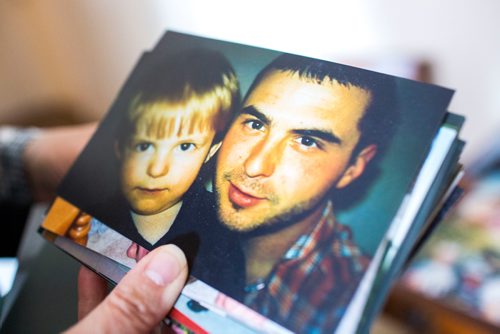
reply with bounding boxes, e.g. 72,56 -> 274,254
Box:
115,48 -> 240,247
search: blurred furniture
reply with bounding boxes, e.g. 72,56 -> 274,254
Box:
383,283 -> 500,334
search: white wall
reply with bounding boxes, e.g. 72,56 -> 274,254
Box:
1,0 -> 498,164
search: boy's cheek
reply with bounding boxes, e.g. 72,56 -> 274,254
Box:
121,163 -> 145,187
179,154 -> 207,172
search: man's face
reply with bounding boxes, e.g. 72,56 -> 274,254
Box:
120,104 -> 217,215
215,70 -> 373,231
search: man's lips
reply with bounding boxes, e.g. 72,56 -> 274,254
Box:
228,183 -> 265,208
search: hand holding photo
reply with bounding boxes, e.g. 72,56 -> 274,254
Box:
41,31 -> 462,333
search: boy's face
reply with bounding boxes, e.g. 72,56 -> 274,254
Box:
120,105 -> 218,215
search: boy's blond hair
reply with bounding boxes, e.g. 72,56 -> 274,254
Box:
118,48 -> 240,147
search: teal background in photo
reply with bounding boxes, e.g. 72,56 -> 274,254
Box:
337,80 -> 448,255
153,31 -> 280,96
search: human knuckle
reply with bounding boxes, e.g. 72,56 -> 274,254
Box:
107,284 -> 159,331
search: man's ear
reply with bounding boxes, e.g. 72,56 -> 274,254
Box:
205,141 -> 222,163
336,144 -> 377,189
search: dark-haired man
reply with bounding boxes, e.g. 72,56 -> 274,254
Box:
214,54 -> 399,332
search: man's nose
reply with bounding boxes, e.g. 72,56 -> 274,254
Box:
147,150 -> 170,178
244,137 -> 282,178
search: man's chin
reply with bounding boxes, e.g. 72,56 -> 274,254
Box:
240,218 -> 302,238
218,209 -> 292,235
218,213 -> 257,232
218,198 -> 326,237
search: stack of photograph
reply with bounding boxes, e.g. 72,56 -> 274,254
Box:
387,138 -> 500,332
39,31 -> 465,333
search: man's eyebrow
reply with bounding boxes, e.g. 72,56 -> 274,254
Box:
240,106 -> 271,125
240,106 -> 341,144
293,129 -> 342,144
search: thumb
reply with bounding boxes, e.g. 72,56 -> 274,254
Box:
67,244 -> 188,334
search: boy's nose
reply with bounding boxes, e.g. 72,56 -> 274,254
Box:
147,152 -> 170,178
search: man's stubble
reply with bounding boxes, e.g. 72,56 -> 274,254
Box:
215,166 -> 329,236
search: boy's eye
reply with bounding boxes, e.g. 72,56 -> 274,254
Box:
179,143 -> 195,152
135,142 -> 152,152
244,119 -> 264,131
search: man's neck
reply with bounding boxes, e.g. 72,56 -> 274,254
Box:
131,201 -> 182,245
243,201 -> 329,285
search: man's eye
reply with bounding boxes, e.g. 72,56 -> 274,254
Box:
297,136 -> 320,149
179,143 -> 195,152
135,142 -> 152,152
244,120 -> 264,131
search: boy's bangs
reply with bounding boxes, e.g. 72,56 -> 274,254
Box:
132,99 -> 221,139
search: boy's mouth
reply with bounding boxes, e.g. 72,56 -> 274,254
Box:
135,187 -> 168,195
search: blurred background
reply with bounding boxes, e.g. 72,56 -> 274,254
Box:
1,0 -> 499,164
1,1 -> 499,332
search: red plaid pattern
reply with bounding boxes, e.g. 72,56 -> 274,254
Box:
244,202 -> 370,333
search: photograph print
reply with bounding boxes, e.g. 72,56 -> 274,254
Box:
54,31 -> 454,333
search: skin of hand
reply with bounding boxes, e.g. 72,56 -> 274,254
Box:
23,123 -> 97,202
69,244 -> 187,334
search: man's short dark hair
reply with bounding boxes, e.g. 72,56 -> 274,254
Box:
245,53 -> 400,207
246,53 -> 400,160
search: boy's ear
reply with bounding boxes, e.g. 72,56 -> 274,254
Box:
205,141 -> 222,163
336,144 -> 377,189
114,141 -> 122,160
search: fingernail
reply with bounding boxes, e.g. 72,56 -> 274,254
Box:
144,245 -> 185,286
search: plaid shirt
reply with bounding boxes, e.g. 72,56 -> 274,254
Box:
244,202 -> 370,333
